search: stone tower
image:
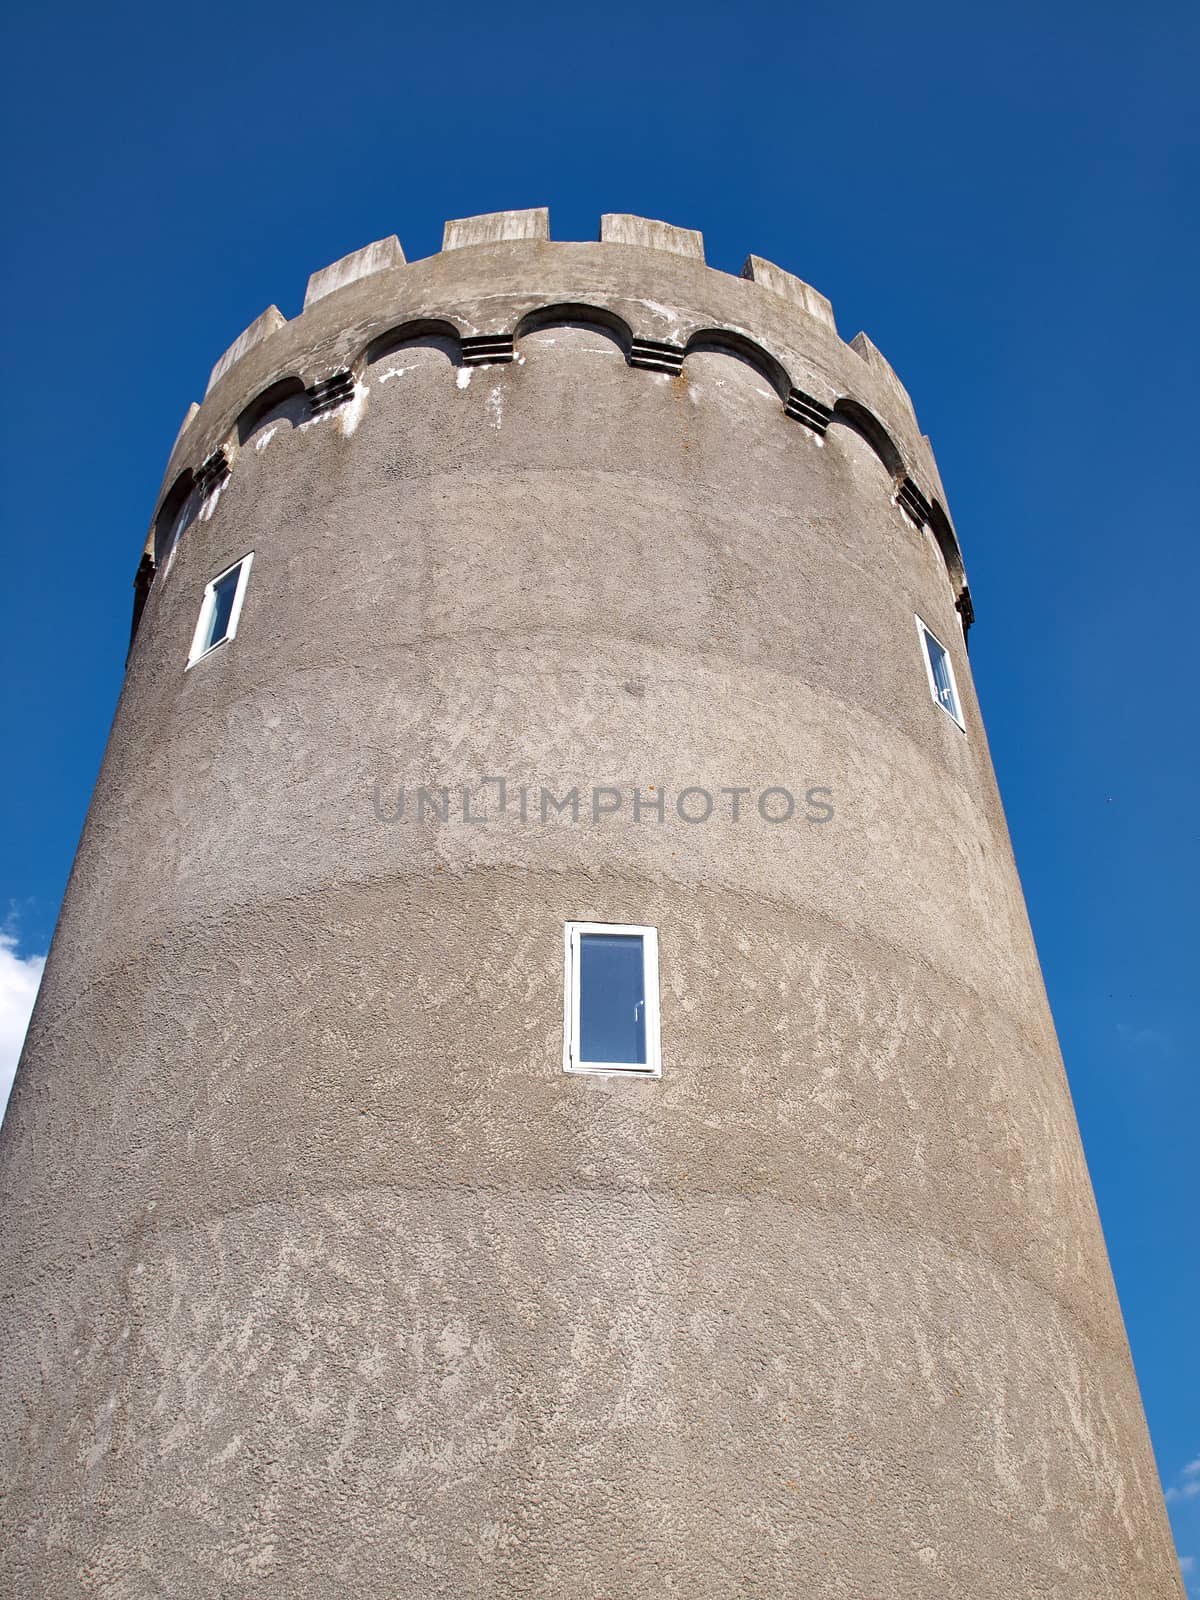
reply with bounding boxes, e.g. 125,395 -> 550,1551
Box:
0,209 -> 1183,1598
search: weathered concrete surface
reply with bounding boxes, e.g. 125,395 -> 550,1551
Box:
204,305 -> 287,397
442,207 -> 550,250
741,253 -> 837,331
152,236 -> 952,547
303,235 -> 406,309
600,212 -> 705,258
0,237 -> 1183,1598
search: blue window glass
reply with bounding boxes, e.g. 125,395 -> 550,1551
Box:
927,634 -> 950,705
579,933 -> 647,1065
206,566 -> 241,649
923,625 -> 962,723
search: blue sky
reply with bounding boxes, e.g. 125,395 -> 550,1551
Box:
1,0 -> 1196,1576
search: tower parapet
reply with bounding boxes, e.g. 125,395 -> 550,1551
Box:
153,209 -> 967,616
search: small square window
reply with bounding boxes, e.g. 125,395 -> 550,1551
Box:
187,554 -> 254,667
916,615 -> 965,730
563,922 -> 661,1077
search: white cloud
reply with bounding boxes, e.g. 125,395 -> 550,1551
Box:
1180,1554 -> 1195,1574
1116,1022 -> 1174,1055
0,929 -> 45,1119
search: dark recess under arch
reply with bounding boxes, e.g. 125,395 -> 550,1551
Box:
237,377 -> 310,444
515,303 -> 633,357
683,328 -> 791,405
828,398 -> 905,481
365,318 -> 464,367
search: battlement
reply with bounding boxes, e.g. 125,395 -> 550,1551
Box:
157,209 -> 968,621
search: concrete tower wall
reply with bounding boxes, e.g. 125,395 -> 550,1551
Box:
0,211 -> 1183,1598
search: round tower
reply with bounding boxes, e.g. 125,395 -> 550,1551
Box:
0,208 -> 1182,1598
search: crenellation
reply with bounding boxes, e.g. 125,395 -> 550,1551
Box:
850,330 -> 918,426
171,401 -> 200,452
164,224 -> 955,602
188,225 -> 935,471
919,436 -> 952,511
601,212 -> 705,259
741,255 -> 837,333
442,207 -> 550,250
303,236 -> 406,310
205,306 -> 287,397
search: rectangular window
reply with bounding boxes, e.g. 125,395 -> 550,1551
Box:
916,615 -> 965,730
563,922 -> 661,1077
187,554 -> 254,667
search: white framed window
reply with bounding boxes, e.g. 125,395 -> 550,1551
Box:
916,614 -> 965,731
187,554 -> 254,668
563,922 -> 661,1078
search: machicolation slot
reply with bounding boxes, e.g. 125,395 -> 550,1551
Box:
308,371 -> 356,416
461,334 -> 515,366
194,449 -> 231,498
785,388 -> 833,435
897,477 -> 934,530
629,337 -> 685,376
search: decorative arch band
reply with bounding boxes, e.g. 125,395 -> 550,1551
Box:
147,302 -> 971,634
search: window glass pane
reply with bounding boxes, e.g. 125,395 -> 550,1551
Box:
925,630 -> 957,715
579,933 -> 646,1064
207,567 -> 241,648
